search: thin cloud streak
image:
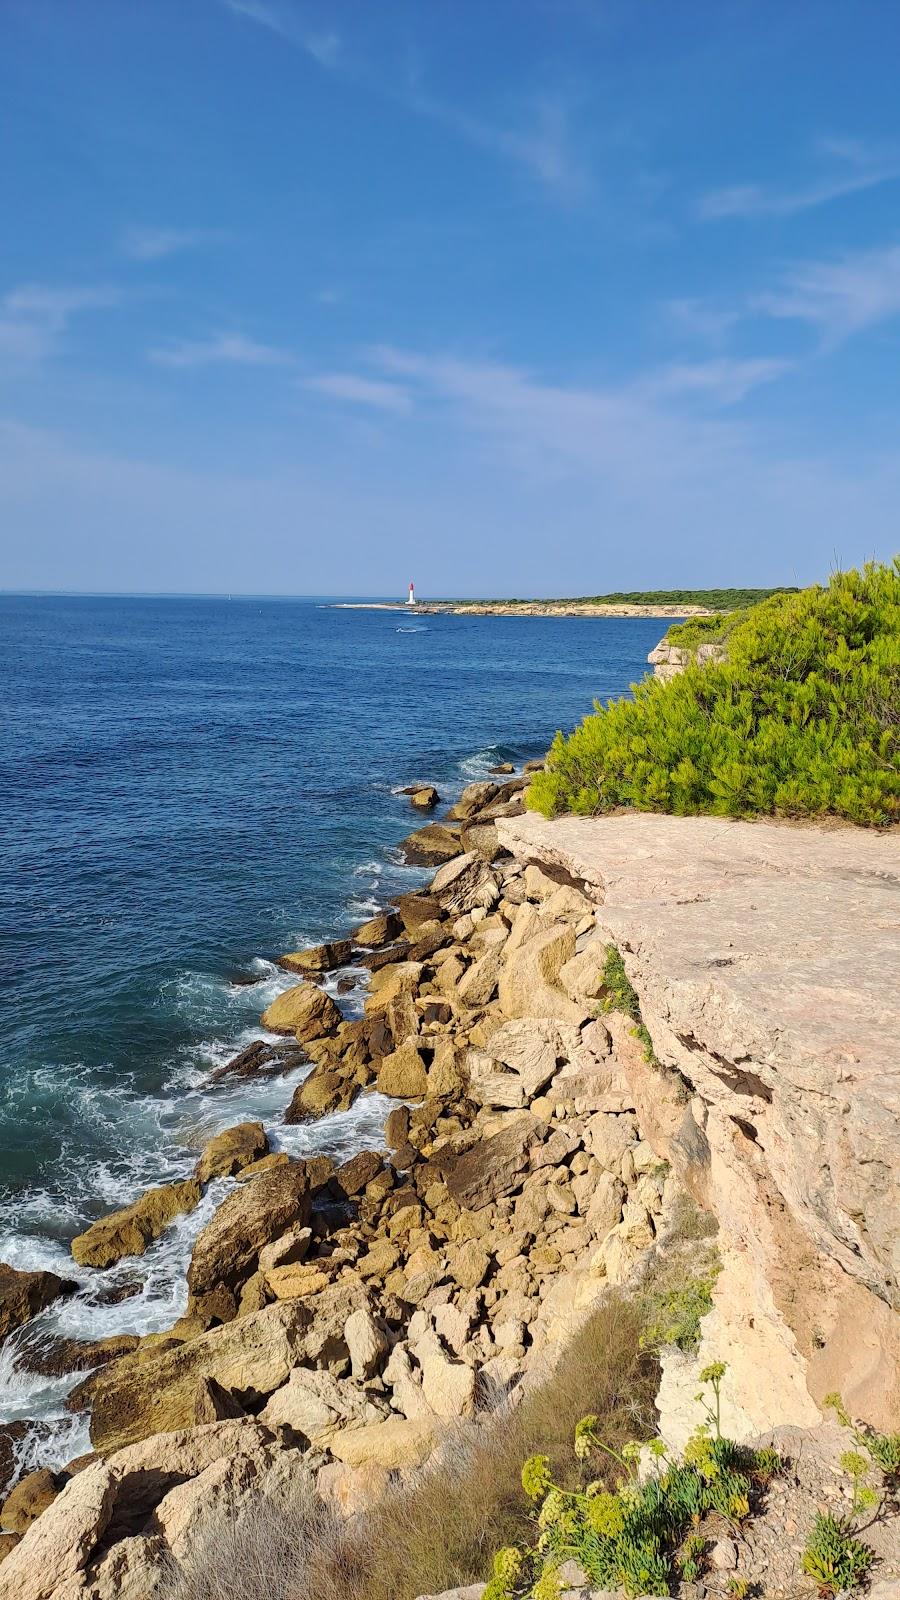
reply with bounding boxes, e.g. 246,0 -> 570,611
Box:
149,332 -> 293,368
119,225 -> 227,261
303,372 -> 411,412
0,283 -> 120,371
698,140 -> 900,220
221,0 -> 341,67
756,243 -> 900,342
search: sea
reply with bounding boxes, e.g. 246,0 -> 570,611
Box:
0,593 -> 670,1476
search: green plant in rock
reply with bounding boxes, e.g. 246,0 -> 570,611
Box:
824,1390 -> 900,1486
529,562 -> 900,827
493,1365 -> 769,1599
639,1256 -> 720,1353
801,1513 -> 873,1595
599,945 -> 658,1063
726,1578 -> 750,1599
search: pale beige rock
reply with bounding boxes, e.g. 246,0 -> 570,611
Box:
429,853 -> 499,917
258,1225 -> 312,1276
498,922 -> 585,1025
345,1306 -> 389,1380
260,981 -> 341,1038
466,1018 -> 562,1108
329,1417 -> 437,1469
383,1342 -> 434,1419
584,1171 -> 626,1236
377,1040 -> 428,1098
86,1534 -> 168,1600
499,810 -> 900,1430
260,1367 -> 382,1444
412,1328 -> 476,1417
456,948 -> 503,1008
0,1462 -> 116,1600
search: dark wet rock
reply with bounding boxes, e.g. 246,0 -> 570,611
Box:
355,942 -> 412,972
208,1038 -> 306,1085
187,1162 -> 312,1306
17,1333 -> 140,1380
394,892 -> 446,932
334,1151 -> 383,1198
0,1264 -> 76,1346
0,1422 -> 30,1497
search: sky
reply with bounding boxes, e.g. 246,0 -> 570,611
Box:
2,0 -> 900,597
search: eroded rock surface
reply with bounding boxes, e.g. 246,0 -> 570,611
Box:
500,810 -> 900,1430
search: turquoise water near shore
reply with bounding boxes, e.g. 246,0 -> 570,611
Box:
0,594 -> 670,1471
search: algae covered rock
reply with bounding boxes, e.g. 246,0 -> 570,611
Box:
195,1122 -> 268,1184
0,1264 -> 76,1344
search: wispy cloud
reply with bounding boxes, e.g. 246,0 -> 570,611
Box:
755,243 -> 900,343
639,357 -> 791,406
416,91 -> 589,201
0,283 -> 119,370
221,0 -> 341,67
698,138 -> 900,220
149,332 -> 292,368
302,371 -> 410,413
665,297 -> 741,349
119,225 -> 226,261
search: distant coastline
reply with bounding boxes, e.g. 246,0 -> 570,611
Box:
331,600 -> 710,618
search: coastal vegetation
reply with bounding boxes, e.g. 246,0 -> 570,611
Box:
529,561 -> 900,827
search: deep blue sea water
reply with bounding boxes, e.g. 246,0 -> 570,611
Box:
0,594 -> 669,1471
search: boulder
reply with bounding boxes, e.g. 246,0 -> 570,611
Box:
208,1038 -> 305,1085
466,1019 -> 562,1108
0,1265 -> 75,1344
279,940 -> 353,975
195,1122 -> 268,1184
187,1162 -> 311,1303
498,922 -> 585,1024
345,1307 -> 389,1380
429,853 -> 499,917
435,1117 -> 540,1211
584,1172 -> 626,1236
377,1041 -> 428,1098
84,1532 -> 168,1600
260,1366 -> 381,1445
352,912 -> 403,949
0,1468 -> 63,1534
284,1066 -> 357,1124
456,948 -> 503,1009
447,781 -> 498,821
192,1375 -> 246,1424
237,1152 -> 290,1182
71,1180 -> 201,1269
395,893 -> 445,933
410,786 -> 440,811
257,1226 -> 312,1276
260,982 -> 342,1039
329,1417 -> 437,1470
334,1151 -> 383,1197
398,823 -> 463,866
412,1328 -> 476,1417
459,821 -> 502,861
88,1304 -> 311,1451
0,1460 -> 117,1600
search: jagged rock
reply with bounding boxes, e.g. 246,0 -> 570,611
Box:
376,1040 -> 429,1098
435,1117 -> 540,1210
284,1066 -> 357,1124
456,947 -> 503,1008
447,781 -> 498,821
0,1533 -> 19,1565
399,823 -> 463,866
192,1375 -> 246,1424
188,1162 -> 311,1304
0,1468 -> 63,1533
430,853 -> 499,916
237,1151 -> 290,1182
345,1306 -> 389,1380
412,1327 -> 476,1417
383,1342 -> 433,1418
260,982 -> 342,1038
395,893 -> 445,932
195,1121 -> 268,1184
353,912 -> 403,948
498,922 -> 585,1025
449,1240 -> 490,1290
329,1416 -> 437,1469
500,810 -> 900,1430
84,1532 -> 168,1600
89,1304 -> 311,1451
466,1018 -> 563,1108
279,940 -> 353,975
410,786 -> 440,810
0,1265 -> 75,1345
260,1366 -> 383,1444
0,1460 -> 117,1600
584,1171 -> 626,1236
71,1181 -> 201,1269
208,1038 -> 305,1085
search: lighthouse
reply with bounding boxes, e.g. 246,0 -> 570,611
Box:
407,581 -> 416,606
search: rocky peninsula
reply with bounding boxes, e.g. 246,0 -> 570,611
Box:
0,683 -> 897,1599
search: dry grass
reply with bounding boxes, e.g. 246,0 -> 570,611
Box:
164,1293 -> 657,1600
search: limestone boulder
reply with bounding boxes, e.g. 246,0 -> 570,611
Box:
260,1366 -> 383,1445
284,1066 -> 357,1124
352,912 -> 403,948
329,1417 -> 437,1470
0,1468 -> 62,1534
376,1041 -> 428,1098
188,1162 -> 311,1303
345,1306 -> 389,1380
498,923 -> 585,1025
0,1460 -> 117,1600
84,1533 -> 168,1600
71,1181 -> 201,1269
435,1117 -> 540,1210
447,781 -> 498,821
0,1265 -> 75,1344
195,1122 -> 268,1184
412,1328 -> 476,1417
279,940 -> 352,975
429,853 -> 499,917
466,1018 -> 563,1108
260,982 -> 342,1039
395,893 -> 445,933
89,1304 -> 311,1451
456,948 -> 503,1009
410,786 -> 440,811
399,823 -> 463,866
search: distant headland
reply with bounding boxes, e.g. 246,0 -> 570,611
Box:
331,586 -> 798,618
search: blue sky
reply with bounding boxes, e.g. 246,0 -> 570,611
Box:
2,0 -> 899,596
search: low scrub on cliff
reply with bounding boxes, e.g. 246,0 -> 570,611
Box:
528,562 -> 900,827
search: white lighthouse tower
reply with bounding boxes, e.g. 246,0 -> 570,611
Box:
407,580 -> 416,606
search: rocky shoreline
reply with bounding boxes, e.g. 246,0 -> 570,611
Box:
331,601 -> 712,618
1,762 -> 898,1600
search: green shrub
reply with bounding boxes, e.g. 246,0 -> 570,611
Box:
639,1261 -> 720,1353
528,562 -> 900,827
599,946 -> 657,1063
